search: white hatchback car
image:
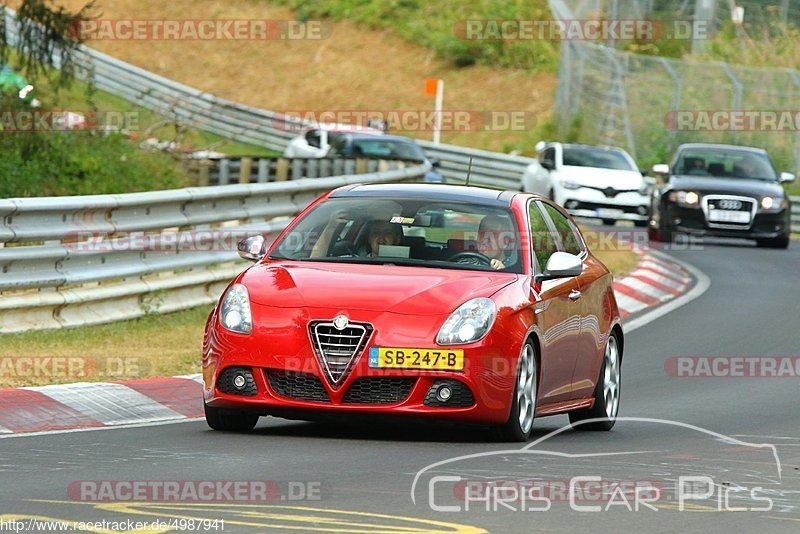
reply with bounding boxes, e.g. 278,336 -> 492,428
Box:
521,142 -> 652,226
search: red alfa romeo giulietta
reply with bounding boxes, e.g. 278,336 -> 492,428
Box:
202,183 -> 623,440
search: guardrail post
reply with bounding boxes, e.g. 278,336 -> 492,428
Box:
356,158 -> 367,174
291,159 -> 304,181
257,159 -> 269,183
239,157 -> 253,184
219,159 -> 231,185
276,159 -> 290,181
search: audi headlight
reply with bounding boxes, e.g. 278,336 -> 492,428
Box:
562,180 -> 581,190
759,196 -> 788,211
219,284 -> 252,334
669,190 -> 700,207
436,298 -> 497,345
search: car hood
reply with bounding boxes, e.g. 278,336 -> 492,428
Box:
561,166 -> 643,189
241,262 -> 517,316
669,175 -> 783,197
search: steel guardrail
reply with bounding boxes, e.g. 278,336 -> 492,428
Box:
0,165 -> 429,332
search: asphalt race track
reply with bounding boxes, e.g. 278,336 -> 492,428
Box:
2,229 -> 799,533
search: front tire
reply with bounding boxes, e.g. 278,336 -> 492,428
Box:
569,332 -> 621,431
204,403 -> 259,432
602,218 -> 616,226
647,222 -> 673,243
494,342 -> 538,442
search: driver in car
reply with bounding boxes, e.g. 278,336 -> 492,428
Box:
311,212 -> 402,258
478,214 -> 516,270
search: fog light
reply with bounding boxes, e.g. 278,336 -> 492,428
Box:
565,200 -> 579,209
233,374 -> 247,390
637,206 -> 648,215
437,386 -> 453,402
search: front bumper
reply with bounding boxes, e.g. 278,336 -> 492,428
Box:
561,190 -> 649,221
664,205 -> 789,239
203,305 -> 521,425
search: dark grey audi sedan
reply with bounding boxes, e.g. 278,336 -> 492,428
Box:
648,143 -> 795,248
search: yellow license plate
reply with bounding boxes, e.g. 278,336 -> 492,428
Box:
368,347 -> 464,370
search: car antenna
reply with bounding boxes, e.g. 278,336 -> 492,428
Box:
465,157 -> 473,187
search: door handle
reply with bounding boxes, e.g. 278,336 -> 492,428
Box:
568,289 -> 582,301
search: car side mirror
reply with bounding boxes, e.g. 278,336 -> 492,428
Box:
537,252 -> 582,282
238,235 -> 266,262
541,159 -> 555,171
651,164 -> 669,175
780,172 -> 796,183
535,141 -> 547,153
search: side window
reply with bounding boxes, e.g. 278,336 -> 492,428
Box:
305,130 -> 321,148
529,202 -> 559,271
542,203 -> 583,256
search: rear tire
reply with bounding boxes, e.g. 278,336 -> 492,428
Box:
756,235 -> 790,249
494,342 -> 538,442
204,403 -> 259,432
569,332 -> 621,431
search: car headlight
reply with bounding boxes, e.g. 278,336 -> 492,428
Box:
436,298 -> 497,345
759,196 -> 788,211
668,190 -> 700,207
219,283 -> 252,334
638,182 -> 651,195
561,180 -> 581,190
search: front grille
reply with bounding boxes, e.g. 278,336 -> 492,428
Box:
310,320 -> 373,386
568,201 -> 643,214
266,370 -> 331,403
703,195 -> 756,228
342,377 -> 416,404
217,367 -> 258,396
424,379 -> 476,408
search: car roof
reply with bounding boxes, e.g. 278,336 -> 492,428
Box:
311,123 -> 383,134
347,133 -> 420,143
560,143 -> 626,152
330,184 -> 515,206
676,143 -> 768,154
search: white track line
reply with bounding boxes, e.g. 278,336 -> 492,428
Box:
0,417 -> 203,439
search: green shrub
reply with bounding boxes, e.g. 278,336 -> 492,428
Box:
0,98 -> 186,197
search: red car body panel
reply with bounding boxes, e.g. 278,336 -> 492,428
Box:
203,186 -> 622,425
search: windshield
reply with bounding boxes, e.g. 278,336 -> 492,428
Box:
350,139 -> 426,160
270,197 -> 523,273
674,148 -> 777,181
562,147 -> 636,171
